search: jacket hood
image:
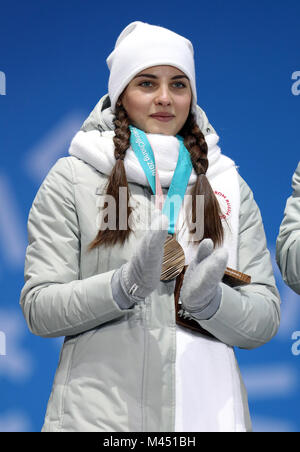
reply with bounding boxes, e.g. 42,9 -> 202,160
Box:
80,94 -> 217,136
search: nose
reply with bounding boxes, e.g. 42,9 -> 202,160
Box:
154,84 -> 172,106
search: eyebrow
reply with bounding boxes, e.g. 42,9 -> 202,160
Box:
134,73 -> 189,80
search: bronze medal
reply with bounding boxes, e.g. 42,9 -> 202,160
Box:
160,234 -> 185,281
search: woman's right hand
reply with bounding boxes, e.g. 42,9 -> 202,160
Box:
111,213 -> 169,309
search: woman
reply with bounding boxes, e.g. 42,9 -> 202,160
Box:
276,162 -> 300,294
20,21 -> 280,432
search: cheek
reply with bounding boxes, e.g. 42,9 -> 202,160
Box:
183,96 -> 192,112
177,100 -> 190,120
124,95 -> 148,119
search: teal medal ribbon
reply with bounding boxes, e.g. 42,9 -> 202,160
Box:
129,125 -> 193,235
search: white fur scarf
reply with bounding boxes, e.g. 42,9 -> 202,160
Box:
69,129 -> 240,267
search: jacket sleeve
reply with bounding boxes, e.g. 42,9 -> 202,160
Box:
198,175 -> 281,349
19,157 -> 133,338
276,162 -> 300,294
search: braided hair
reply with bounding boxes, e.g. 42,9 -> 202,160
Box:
88,100 -> 132,250
180,112 -> 224,246
88,101 -> 223,250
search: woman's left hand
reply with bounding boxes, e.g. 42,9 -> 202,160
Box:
180,239 -> 228,319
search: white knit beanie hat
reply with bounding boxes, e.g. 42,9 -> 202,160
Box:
106,21 -> 197,115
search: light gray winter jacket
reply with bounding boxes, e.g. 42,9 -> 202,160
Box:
276,162 -> 300,294
19,95 -> 280,432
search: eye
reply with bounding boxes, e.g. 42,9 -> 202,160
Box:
139,81 -> 153,87
172,81 -> 186,88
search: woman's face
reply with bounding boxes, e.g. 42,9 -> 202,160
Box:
121,65 -> 192,136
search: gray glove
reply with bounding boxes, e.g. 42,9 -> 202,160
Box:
111,213 -> 169,309
180,238 -> 228,320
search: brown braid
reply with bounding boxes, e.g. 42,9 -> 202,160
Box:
179,112 -> 224,246
89,105 -> 223,250
88,101 -> 133,250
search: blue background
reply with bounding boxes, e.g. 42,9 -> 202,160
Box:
0,0 -> 299,432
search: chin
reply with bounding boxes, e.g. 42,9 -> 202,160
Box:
151,130 -> 174,136
146,125 -> 175,136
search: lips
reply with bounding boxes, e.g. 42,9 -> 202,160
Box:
150,113 -> 175,122
151,112 -> 174,117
